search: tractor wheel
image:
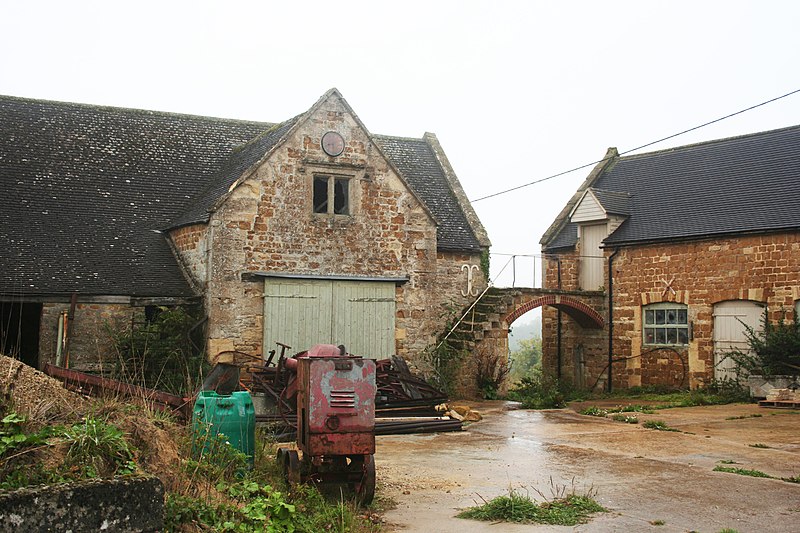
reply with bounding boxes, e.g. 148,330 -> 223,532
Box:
278,447 -> 300,485
354,454 -> 375,506
286,449 -> 301,485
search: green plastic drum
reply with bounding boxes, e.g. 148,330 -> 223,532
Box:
192,390 -> 255,467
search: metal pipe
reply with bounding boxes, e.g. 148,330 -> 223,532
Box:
557,310 -> 562,380
55,311 -> 65,366
607,248 -> 619,393
512,255 -> 516,287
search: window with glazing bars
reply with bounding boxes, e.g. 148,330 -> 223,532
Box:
313,175 -> 349,215
643,304 -> 689,345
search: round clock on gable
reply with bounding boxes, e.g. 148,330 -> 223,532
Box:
321,131 -> 345,157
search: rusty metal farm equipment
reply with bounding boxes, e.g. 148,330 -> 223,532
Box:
276,344 -> 377,504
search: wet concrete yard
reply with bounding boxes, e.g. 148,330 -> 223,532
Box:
376,402 -> 800,532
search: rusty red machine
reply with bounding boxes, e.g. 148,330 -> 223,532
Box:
276,344 -> 377,504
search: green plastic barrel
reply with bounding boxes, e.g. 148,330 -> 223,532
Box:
192,390 -> 255,467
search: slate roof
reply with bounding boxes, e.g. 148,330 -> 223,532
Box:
1,95 -> 484,298
542,124 -> 800,250
591,188 -> 631,216
374,135 -> 483,252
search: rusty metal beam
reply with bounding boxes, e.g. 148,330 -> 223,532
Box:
43,363 -> 192,421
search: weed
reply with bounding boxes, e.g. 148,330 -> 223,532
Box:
0,412 -> 49,457
642,420 -> 679,432
650,519 -> 666,525
718,529 -> 741,533
717,459 -> 738,465
458,489 -> 606,526
108,305 -> 208,396
749,443 -> 770,448
610,414 -> 639,424
782,475 -> 800,483
62,416 -> 136,478
726,414 -> 763,420
508,369 -> 574,409
580,406 -> 608,417
713,466 -> 773,478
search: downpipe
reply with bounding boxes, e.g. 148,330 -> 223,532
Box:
607,248 -> 619,393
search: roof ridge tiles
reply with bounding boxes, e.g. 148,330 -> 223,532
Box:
618,123 -> 800,161
0,93 -> 273,127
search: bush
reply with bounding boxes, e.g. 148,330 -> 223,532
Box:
723,310 -> 800,376
109,306 -> 208,395
508,368 -> 569,409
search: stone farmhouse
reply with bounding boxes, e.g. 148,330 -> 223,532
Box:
0,89 -> 490,374
540,125 -> 800,390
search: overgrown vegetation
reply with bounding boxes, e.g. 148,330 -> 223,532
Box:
457,482 -> 606,526
722,310 -> 800,377
0,395 -> 381,531
166,427 -> 381,532
474,344 -> 509,400
512,377 -> 750,412
0,410 -> 139,490
424,338 -> 468,397
108,306 -> 208,395
507,368 -> 570,408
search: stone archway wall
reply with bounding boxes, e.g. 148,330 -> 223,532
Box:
445,288 -> 606,397
504,294 -> 605,329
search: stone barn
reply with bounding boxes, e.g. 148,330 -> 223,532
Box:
540,125 -> 800,390
0,89 -> 490,377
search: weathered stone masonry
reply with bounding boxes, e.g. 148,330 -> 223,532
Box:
195,95 -> 485,365
543,231 -> 800,389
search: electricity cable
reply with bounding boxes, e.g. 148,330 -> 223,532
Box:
471,88 -> 800,203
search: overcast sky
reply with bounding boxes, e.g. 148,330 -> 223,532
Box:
2,1 -> 799,290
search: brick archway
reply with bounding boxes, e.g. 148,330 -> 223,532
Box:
504,294 -> 604,329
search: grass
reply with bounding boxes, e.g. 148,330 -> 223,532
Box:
610,414 -> 639,424
650,519 -> 665,525
748,443 -> 771,448
726,414 -> 762,420
714,465 -> 800,485
713,466 -> 772,478
642,420 -> 679,432
717,459 -> 738,465
0,399 -> 381,532
457,489 -> 607,526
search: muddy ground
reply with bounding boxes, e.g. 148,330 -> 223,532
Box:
375,401 -> 800,532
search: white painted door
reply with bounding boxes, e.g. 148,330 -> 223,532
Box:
263,278 -> 395,358
579,224 -> 606,291
713,300 -> 764,380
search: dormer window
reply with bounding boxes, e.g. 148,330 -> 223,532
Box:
313,175 -> 350,215
569,188 -> 631,291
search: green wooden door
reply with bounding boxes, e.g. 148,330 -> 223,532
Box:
263,278 -> 395,358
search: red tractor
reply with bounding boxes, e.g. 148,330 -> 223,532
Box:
276,344 -> 377,504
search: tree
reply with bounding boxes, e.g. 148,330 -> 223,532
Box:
509,337 -> 542,382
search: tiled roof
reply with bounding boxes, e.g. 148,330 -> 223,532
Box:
374,135 -> 484,252
591,188 -> 631,216
1,95 -> 484,298
169,116 -> 301,228
0,96 -> 271,297
542,125 -> 800,250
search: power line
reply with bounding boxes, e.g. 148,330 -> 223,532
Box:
471,88 -> 800,203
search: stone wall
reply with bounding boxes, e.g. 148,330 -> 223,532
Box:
169,223 -> 208,289
0,476 -> 163,532
39,301 -> 136,371
204,94 -> 486,368
543,231 -> 800,389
